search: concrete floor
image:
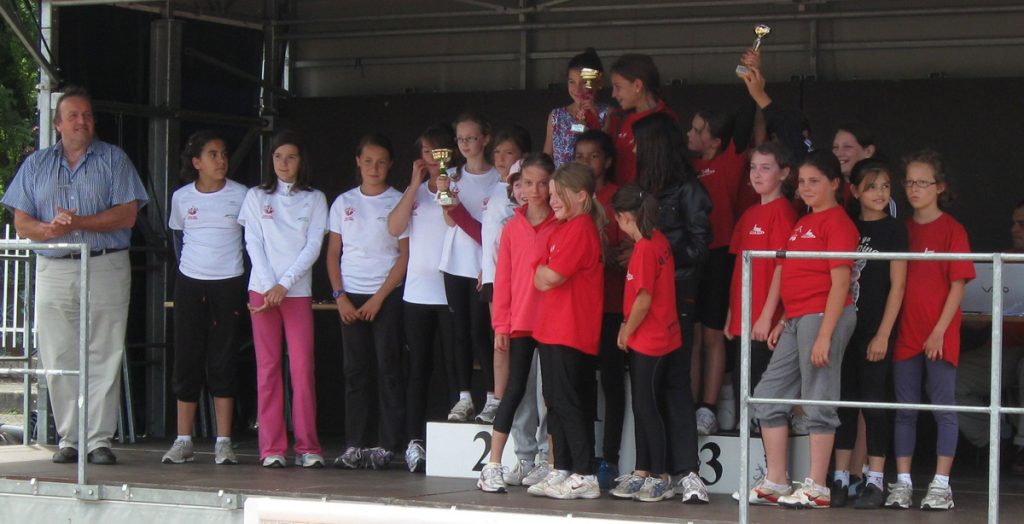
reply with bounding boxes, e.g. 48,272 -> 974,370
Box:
2,438 -> 1023,523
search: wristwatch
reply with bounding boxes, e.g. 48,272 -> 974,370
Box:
332,289 -> 346,300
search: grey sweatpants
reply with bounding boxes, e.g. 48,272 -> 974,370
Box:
753,305 -> 857,434
511,349 -> 550,462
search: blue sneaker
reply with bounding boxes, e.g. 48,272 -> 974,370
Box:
596,459 -> 619,491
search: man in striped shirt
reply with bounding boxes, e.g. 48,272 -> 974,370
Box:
1,86 -> 148,466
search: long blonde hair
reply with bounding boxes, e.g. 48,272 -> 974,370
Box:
551,163 -> 608,245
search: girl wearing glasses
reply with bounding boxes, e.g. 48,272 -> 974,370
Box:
885,150 -> 975,511
437,112 -> 501,423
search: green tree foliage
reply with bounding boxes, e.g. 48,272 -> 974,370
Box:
0,3 -> 40,223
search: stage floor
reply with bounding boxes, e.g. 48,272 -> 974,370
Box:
1,439 -> 1023,523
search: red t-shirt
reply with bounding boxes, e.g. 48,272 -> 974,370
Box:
624,230 -> 680,356
895,213 -> 976,366
533,214 -> 605,355
609,101 -> 677,186
727,197 -> 798,337
692,141 -> 747,250
597,182 -> 625,313
780,205 -> 859,318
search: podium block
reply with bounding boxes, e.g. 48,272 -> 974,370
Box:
696,434 -> 810,494
425,422 -> 521,478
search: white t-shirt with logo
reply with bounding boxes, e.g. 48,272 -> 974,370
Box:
237,181 -> 328,297
481,181 -> 516,285
168,179 -> 247,280
329,186 -> 408,295
404,184 -> 449,305
438,166 -> 500,278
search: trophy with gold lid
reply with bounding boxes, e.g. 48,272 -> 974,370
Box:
432,148 -> 456,206
571,67 -> 603,133
735,24 -> 771,78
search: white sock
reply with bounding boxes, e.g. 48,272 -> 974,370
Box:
866,471 -> 884,489
897,473 -> 913,486
486,392 -> 497,402
216,436 -> 231,444
932,474 -> 950,487
834,470 -> 850,488
176,435 -> 192,443
765,478 -> 790,491
584,474 -> 597,482
459,391 -> 471,401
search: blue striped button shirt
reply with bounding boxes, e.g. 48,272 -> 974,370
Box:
1,139 -> 149,257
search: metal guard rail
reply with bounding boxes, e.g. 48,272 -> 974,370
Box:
0,241 -> 91,487
738,250 -> 1024,524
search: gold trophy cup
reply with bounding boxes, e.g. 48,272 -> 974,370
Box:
431,148 -> 456,206
735,24 -> 771,78
571,67 -> 603,134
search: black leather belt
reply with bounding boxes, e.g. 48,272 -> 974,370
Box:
53,247 -> 128,260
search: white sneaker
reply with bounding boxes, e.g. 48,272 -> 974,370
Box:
528,469 -> 567,496
214,440 -> 237,465
695,407 -> 719,436
545,473 -> 601,500
677,471 -> 710,504
777,477 -> 831,509
522,461 -> 552,486
504,459 -> 534,486
920,480 -> 954,511
261,455 -> 286,468
609,473 -> 647,499
161,439 -> 194,464
475,397 -> 501,424
405,440 -> 425,473
447,398 -> 475,422
478,463 -> 508,493
295,453 -> 325,468
748,477 -> 794,505
884,480 -> 913,509
634,476 -> 675,502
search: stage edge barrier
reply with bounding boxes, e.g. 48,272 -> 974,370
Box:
0,240 -> 90,488
738,250 -> 1024,524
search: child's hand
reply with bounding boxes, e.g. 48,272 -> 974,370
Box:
411,159 -> 428,186
752,313 -> 772,342
924,330 -> 944,361
767,322 -> 784,349
811,336 -> 831,368
357,295 -> 384,322
337,296 -> 359,325
741,48 -> 761,69
494,333 -> 510,353
616,324 -> 629,352
742,66 -> 768,101
866,334 -> 889,362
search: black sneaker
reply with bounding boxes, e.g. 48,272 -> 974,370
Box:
52,447 -> 78,464
87,447 -> 117,465
831,478 -> 849,507
854,482 -> 885,509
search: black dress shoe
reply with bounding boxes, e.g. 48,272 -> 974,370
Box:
52,447 -> 78,464
87,447 -> 117,465
854,482 -> 885,509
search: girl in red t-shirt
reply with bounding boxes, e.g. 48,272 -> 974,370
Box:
723,142 -> 797,422
573,130 -> 627,479
607,54 -> 675,186
478,153 -> 558,494
605,185 -> 680,502
749,150 -> 859,509
531,163 -> 606,500
887,150 -> 975,511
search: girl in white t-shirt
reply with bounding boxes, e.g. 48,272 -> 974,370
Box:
387,124 -> 458,473
327,134 -> 409,470
162,131 -> 247,466
438,112 -> 501,423
237,130 -> 328,469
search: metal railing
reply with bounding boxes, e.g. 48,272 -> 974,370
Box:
1,224 -> 34,446
0,240 -> 91,486
737,250 -> 1024,524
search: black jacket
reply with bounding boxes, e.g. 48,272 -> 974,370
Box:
656,177 -> 713,287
